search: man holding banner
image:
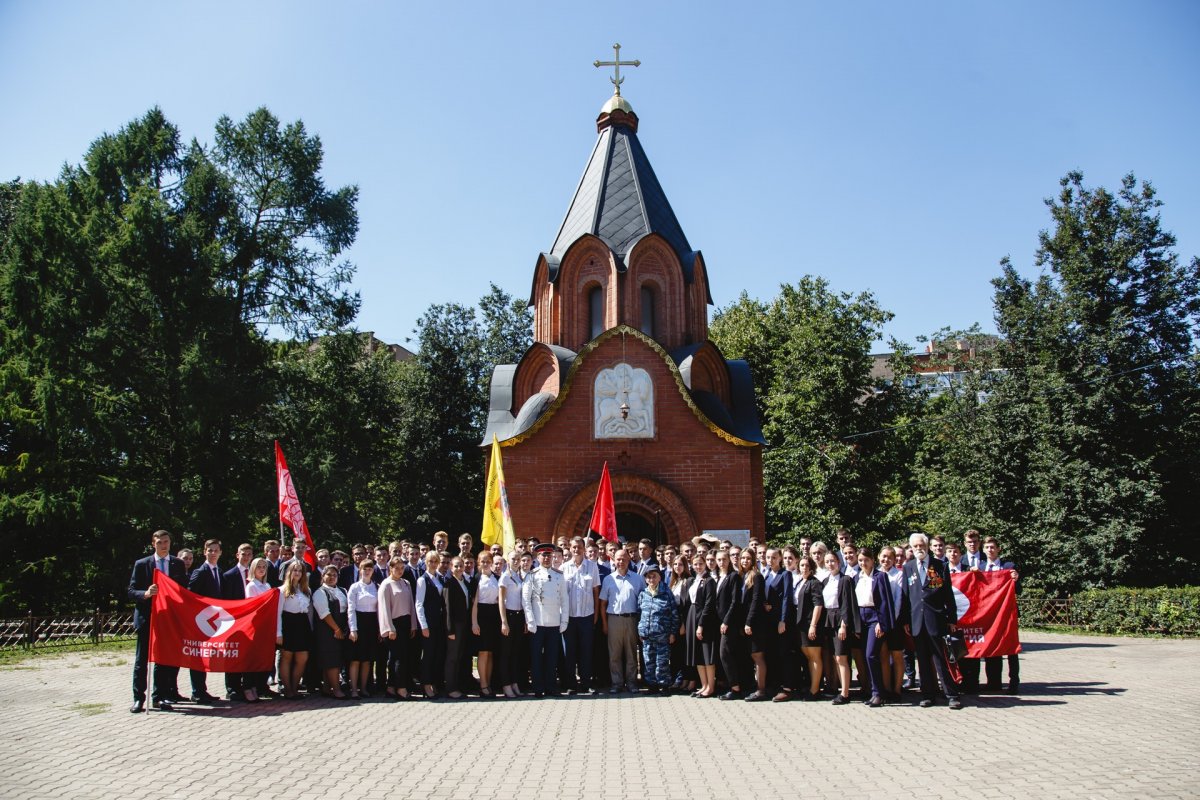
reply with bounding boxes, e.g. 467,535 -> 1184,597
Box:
128,530 -> 187,713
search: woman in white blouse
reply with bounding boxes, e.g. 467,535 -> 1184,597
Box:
471,551 -> 502,697
276,561 -> 313,700
346,559 -> 380,699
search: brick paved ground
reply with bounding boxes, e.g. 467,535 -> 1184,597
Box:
0,631 -> 1195,800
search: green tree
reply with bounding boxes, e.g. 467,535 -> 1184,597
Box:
914,173 -> 1200,591
0,107 -> 358,613
711,277 -> 902,543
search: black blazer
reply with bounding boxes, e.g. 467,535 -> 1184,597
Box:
189,562 -> 224,599
823,573 -> 862,635
128,554 -> 186,630
692,574 -> 718,627
714,572 -> 743,629
265,561 -> 281,588
742,575 -> 766,631
792,576 -> 825,630
901,557 -> 957,637
763,570 -> 787,624
443,577 -> 473,631
674,576 -> 692,633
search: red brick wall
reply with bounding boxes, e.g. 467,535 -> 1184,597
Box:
497,329 -> 765,544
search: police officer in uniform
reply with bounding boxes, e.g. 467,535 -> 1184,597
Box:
522,542 -> 569,697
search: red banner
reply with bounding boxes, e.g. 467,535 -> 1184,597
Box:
149,577 -> 279,672
276,440 -> 317,568
951,570 -> 1022,658
588,461 -> 618,543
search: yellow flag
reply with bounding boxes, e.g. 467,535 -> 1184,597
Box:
481,435 -> 516,553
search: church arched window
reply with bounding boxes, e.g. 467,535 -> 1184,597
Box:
588,285 -> 605,340
640,285 -> 655,338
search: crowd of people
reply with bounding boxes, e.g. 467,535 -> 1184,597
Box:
127,526 -> 1020,713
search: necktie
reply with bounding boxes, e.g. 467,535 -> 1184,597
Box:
919,561 -> 927,586
157,557 -> 166,574
212,566 -> 219,584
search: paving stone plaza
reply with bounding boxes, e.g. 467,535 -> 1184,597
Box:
0,631 -> 1196,799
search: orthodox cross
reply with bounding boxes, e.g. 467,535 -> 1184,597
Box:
594,43 -> 640,97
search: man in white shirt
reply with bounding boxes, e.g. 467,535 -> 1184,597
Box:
522,542 -> 569,697
561,537 -> 601,695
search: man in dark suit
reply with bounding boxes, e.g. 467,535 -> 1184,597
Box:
263,539 -> 282,587
220,543 -> 254,701
338,544 -> 369,589
128,529 -> 187,712
901,532 -> 963,709
187,538 -> 224,703
981,536 -> 1020,694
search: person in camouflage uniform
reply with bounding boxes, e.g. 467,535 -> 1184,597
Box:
637,563 -> 679,692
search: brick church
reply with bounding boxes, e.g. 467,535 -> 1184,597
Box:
482,81 -> 766,546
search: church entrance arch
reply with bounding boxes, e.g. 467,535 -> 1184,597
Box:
554,473 -> 698,546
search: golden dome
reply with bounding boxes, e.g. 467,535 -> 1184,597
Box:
600,94 -> 633,115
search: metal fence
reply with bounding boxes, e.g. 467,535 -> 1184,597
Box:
1016,596 -> 1074,628
0,610 -> 136,650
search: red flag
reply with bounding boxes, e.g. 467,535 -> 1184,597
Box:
276,441 -> 316,568
149,578 -> 279,672
588,462 -> 618,543
951,570 -> 1022,658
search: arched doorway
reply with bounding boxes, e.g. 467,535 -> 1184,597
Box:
555,473 -> 697,546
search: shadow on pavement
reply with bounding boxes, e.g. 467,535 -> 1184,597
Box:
1020,641 -> 1116,652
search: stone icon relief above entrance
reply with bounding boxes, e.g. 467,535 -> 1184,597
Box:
594,363 -> 654,439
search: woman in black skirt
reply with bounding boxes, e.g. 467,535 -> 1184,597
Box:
794,554 -> 826,700
313,565 -> 350,699
471,550 -> 502,697
687,552 -> 718,697
822,552 -> 860,705
276,561 -> 313,700
346,559 -> 380,699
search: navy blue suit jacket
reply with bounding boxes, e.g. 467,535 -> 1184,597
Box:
189,563 -> 224,599
128,554 -> 187,630
900,558 -> 957,637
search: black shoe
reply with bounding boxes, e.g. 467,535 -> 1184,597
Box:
948,698 -> 963,710
901,677 -> 915,690
919,698 -> 934,708
260,688 -> 280,698
168,691 -> 186,703
565,688 -> 577,696
868,695 -> 884,708
831,694 -> 850,705
719,691 -> 741,701
129,700 -> 145,713
225,692 -> 244,702
744,691 -> 768,702
151,698 -> 174,711
190,692 -> 217,704
1006,683 -> 1020,695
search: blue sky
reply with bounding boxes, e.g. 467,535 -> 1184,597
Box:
2,1 -> 1197,351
